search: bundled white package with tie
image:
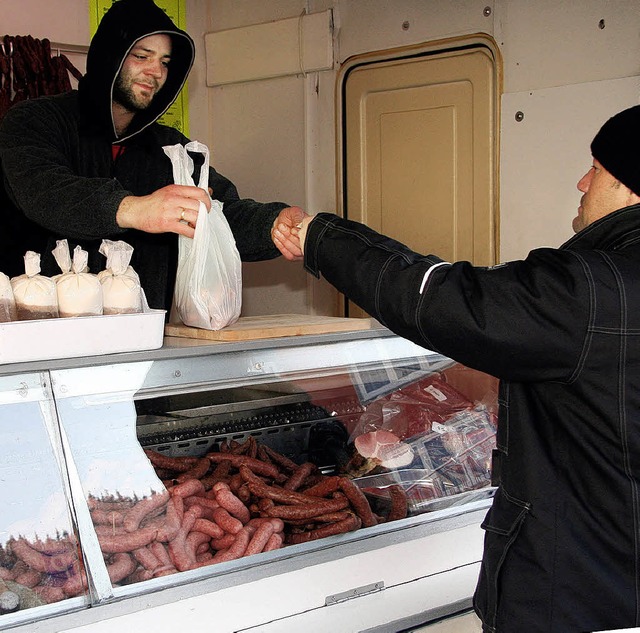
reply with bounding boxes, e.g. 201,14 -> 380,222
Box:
53,241 -> 103,317
98,239 -> 142,314
11,251 -> 59,320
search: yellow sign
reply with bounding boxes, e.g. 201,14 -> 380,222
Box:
89,0 -> 189,136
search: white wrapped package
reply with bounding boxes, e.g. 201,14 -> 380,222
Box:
0,272 -> 17,322
52,239 -> 73,281
55,246 -> 103,317
98,240 -> 142,314
11,251 -> 59,320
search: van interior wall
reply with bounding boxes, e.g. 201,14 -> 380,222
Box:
4,0 -> 640,317
206,0 -> 640,317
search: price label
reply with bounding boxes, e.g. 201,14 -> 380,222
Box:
426,384 -> 447,402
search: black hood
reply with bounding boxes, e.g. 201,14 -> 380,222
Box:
78,0 -> 194,142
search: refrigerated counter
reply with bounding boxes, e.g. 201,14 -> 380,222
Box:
0,326 -> 497,633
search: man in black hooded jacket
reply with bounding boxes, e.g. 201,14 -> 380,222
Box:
0,0 -> 304,311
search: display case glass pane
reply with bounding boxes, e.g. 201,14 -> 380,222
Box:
52,363 -> 165,593
0,373 -> 86,620
51,345 -> 497,592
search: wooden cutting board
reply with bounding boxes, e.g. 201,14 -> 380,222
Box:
164,314 -> 375,341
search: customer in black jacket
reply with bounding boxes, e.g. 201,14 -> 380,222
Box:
0,0 -> 303,311
276,105 -> 640,632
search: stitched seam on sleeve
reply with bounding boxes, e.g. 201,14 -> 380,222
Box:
565,250 -> 595,384
374,254 -> 401,319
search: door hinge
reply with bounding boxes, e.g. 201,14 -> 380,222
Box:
325,581 -> 384,605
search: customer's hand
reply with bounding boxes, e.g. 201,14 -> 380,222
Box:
271,206 -> 309,261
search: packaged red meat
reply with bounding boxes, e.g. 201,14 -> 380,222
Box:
349,373 -> 474,444
353,429 -> 414,469
407,406 -> 496,496
347,369 -> 496,497
442,364 -> 499,423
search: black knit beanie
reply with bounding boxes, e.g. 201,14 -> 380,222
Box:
591,104 -> 640,196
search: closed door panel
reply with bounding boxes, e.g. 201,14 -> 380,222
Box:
372,84 -> 472,257
342,43 -> 498,317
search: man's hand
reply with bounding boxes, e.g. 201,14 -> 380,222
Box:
271,206 -> 309,261
116,184 -> 211,238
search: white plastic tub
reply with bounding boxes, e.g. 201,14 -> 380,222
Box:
0,309 -> 166,364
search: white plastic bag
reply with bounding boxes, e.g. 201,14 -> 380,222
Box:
163,141 -> 242,330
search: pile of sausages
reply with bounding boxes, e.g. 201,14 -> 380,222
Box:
145,436 -> 406,549
0,438 -> 407,607
0,536 -> 83,605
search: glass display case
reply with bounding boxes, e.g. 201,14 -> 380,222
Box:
0,327 -> 497,633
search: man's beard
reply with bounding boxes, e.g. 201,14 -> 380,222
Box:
113,72 -> 155,113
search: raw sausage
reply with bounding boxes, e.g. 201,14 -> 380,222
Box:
149,541 -> 173,568
211,507 -> 243,535
386,484 -> 408,522
123,490 -> 170,533
210,527 -> 250,563
207,453 -> 279,479
90,509 -> 124,527
167,507 -> 200,572
156,497 -> 183,542
106,552 -> 136,584
170,478 -> 205,499
214,486 -> 251,524
338,478 -> 377,528
285,515 -> 362,545
144,449 -> 199,472
283,462 -> 316,491
193,518 -> 224,540
96,526 -> 158,553
247,481 -> 327,506
10,538 -> 76,574
302,476 -> 342,497
176,457 -> 210,484
265,496 -> 349,520
261,445 -> 299,472
210,533 -> 237,551
132,546 -> 161,572
244,520 -> 275,557
263,532 -> 283,552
